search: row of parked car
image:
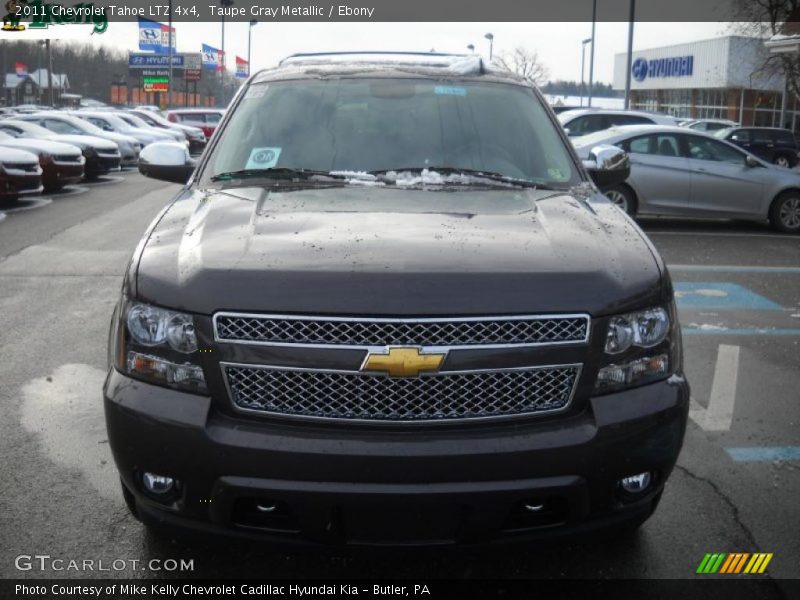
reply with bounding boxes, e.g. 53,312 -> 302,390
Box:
0,107 -> 222,201
556,108 -> 800,233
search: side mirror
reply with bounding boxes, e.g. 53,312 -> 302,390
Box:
138,141 -> 195,184
563,127 -> 571,136
745,155 -> 762,168
582,144 -> 630,188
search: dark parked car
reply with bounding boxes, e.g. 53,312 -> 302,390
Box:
0,119 -> 121,180
558,109 -> 677,137
0,130 -> 84,192
106,52 -> 689,546
0,146 -> 42,200
127,109 -> 207,155
715,126 -> 800,168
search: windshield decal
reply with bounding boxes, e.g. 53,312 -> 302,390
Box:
434,86 -> 467,96
244,85 -> 268,100
245,147 -> 282,169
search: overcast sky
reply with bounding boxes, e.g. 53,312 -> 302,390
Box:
21,21 -> 730,85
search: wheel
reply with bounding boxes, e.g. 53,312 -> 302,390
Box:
602,184 -> 637,217
770,192 -> 800,233
774,155 -> 792,168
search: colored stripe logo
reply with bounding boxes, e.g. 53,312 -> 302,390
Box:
696,553 -> 773,574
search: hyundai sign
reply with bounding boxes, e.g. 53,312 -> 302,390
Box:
632,55 -> 693,82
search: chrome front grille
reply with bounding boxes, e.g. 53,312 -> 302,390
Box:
223,364 -> 580,422
214,313 -> 589,348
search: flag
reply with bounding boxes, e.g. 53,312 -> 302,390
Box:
202,44 -> 223,71
15,62 -> 27,76
156,24 -> 176,55
235,56 -> 249,78
138,18 -> 162,52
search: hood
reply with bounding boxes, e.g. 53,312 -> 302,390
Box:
97,131 -> 137,146
135,185 -> 665,316
2,137 -> 82,156
0,146 -> 40,163
45,134 -> 118,152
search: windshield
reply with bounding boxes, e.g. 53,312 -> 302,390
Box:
5,121 -> 52,138
119,113 -> 150,128
205,78 -> 580,187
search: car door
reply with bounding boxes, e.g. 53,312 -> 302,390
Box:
749,129 -> 776,162
683,134 -> 765,217
620,132 -> 691,215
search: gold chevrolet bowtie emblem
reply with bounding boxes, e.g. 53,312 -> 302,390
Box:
361,347 -> 447,378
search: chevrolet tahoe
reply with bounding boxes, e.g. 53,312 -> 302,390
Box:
105,52 -> 689,546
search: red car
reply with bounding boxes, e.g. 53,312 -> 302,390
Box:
0,147 -> 43,201
165,109 -> 224,140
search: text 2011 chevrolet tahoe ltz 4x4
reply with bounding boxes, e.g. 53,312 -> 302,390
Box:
105,53 -> 689,546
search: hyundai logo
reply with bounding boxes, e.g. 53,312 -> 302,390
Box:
632,58 -> 648,82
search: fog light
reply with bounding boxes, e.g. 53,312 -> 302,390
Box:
142,472 -> 175,495
620,472 -> 652,494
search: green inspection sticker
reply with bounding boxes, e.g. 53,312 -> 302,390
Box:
547,167 -> 564,179
245,147 -> 282,169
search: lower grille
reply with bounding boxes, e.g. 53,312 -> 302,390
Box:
223,364 -> 580,422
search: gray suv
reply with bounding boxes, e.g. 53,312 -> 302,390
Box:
105,52 -> 689,546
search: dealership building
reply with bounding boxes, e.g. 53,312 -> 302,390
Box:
612,36 -> 799,129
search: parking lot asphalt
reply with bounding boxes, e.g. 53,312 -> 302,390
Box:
0,174 -> 797,591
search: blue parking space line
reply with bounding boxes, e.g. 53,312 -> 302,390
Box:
726,447 -> 800,462
674,282 -> 781,310
683,328 -> 800,336
670,265 -> 800,274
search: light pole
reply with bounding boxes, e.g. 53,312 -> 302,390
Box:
588,0 -> 597,107
467,44 -> 475,54
484,33 -> 494,61
167,0 -> 173,108
623,0 -> 636,110
580,37 -> 591,107
248,19 -> 257,76
220,0 -> 234,106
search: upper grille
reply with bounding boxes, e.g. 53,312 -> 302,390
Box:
53,154 -> 82,163
214,314 -> 589,347
2,162 -> 38,172
224,364 -> 580,422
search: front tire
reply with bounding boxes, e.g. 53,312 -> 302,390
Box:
603,184 -> 637,217
774,155 -> 792,168
770,192 -> 800,233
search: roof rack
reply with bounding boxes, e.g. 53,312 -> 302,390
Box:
279,51 -> 469,65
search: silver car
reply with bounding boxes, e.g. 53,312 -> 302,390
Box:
572,125 -> 800,233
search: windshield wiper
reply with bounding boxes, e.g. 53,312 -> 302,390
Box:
211,167 -> 347,182
367,166 -> 546,189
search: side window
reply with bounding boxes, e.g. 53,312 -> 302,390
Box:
612,115 -> 651,126
687,136 -> 744,165
751,129 -> 772,144
0,125 -> 22,137
206,113 -> 222,124
44,119 -> 79,134
627,135 -> 653,154
625,134 -> 680,157
775,130 -> 795,144
729,130 -> 750,143
568,114 -> 606,136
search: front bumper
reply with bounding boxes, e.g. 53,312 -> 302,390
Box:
0,172 -> 42,198
104,370 -> 689,546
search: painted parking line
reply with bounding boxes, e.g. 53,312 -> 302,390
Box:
689,344 -> 739,432
725,447 -> 800,462
670,265 -> 800,274
674,282 -> 781,310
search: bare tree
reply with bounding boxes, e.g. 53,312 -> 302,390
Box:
732,1 -> 800,111
495,46 -> 550,86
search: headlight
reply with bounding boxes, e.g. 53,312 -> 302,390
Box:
112,300 -> 205,393
605,307 -> 669,354
594,304 -> 679,395
127,302 -> 197,352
